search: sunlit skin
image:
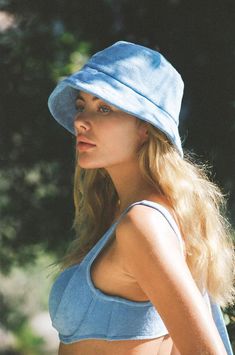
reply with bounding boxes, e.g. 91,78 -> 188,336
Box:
74,91 -> 161,213
74,92 -> 147,169
59,91 -> 179,354
58,92 -> 227,354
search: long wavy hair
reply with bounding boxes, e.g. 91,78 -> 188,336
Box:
63,122 -> 235,308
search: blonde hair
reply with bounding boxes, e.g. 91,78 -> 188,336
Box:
63,123 -> 235,308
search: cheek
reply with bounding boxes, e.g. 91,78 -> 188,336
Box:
77,134 -> 140,169
104,128 -> 141,158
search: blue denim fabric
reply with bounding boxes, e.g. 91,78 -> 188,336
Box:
48,200 -> 232,352
209,298 -> 233,355
48,41 -> 184,157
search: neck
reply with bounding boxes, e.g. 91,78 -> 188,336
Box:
105,160 -> 161,215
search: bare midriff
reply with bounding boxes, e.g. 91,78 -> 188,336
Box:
58,335 -> 175,355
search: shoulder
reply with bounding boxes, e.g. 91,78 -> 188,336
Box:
116,203 -> 184,260
115,204 -> 225,353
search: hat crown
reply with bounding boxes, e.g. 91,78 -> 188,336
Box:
48,40 -> 184,157
83,41 -> 184,125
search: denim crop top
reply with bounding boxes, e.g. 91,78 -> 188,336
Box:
48,200 -> 233,354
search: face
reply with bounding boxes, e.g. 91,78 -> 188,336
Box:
74,91 -> 148,170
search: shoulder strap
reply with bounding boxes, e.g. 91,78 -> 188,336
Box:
83,199 -> 185,266
116,201 -> 233,353
115,200 -> 185,257
209,295 -> 234,355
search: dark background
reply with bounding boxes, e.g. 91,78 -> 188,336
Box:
0,0 -> 234,350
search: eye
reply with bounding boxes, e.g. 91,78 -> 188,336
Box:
76,104 -> 85,113
98,105 -> 111,113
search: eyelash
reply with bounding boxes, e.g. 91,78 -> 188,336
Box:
76,104 -> 111,114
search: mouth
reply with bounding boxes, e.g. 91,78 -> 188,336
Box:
77,142 -> 96,151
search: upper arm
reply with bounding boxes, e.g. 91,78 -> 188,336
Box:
115,205 -> 226,355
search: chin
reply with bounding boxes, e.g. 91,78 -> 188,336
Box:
78,159 -> 105,170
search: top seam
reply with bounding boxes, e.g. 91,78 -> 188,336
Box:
85,200 -> 185,305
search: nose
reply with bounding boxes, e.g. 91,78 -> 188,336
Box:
74,115 -> 91,134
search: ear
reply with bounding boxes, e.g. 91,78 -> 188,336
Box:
138,122 -> 149,144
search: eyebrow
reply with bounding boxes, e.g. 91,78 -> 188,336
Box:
76,94 -> 100,102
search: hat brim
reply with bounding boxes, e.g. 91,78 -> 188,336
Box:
48,65 -> 183,157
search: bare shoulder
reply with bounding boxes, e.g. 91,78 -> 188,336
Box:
116,203 -> 184,260
115,204 -> 226,354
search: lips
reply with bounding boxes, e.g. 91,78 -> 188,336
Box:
76,135 -> 96,151
77,135 -> 96,146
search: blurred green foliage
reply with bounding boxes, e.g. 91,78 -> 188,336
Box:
14,322 -> 45,355
0,0 -> 234,348
0,253 -> 58,353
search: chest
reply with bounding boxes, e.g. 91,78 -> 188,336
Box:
90,234 -> 149,302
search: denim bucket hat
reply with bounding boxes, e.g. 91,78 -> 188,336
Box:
48,41 -> 184,157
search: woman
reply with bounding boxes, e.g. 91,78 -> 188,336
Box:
48,41 -> 234,354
